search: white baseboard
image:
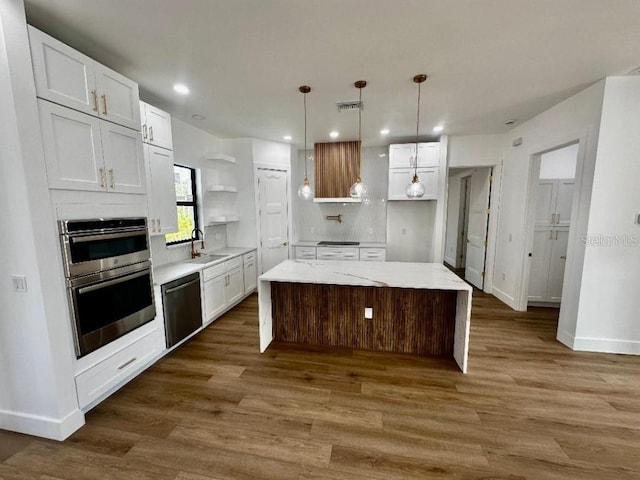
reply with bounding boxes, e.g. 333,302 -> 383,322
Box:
0,407 -> 84,441
491,286 -> 518,310
443,255 -> 456,267
556,329 -> 576,349
572,337 -> 640,355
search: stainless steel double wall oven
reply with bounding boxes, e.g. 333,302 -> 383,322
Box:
59,218 -> 155,357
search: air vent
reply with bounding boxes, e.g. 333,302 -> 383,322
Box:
336,101 -> 363,112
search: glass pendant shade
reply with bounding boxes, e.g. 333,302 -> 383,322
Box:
298,177 -> 313,200
406,174 -> 425,198
349,177 -> 368,199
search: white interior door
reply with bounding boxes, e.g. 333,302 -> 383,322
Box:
258,169 -> 289,273
548,228 -> 570,302
528,228 -> 554,302
464,168 -> 491,289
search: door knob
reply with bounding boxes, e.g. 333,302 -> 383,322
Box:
282,241 -> 288,246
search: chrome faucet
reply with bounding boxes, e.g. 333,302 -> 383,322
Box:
190,228 -> 205,258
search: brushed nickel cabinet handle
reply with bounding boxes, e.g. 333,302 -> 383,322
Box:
91,89 -> 98,111
555,230 -> 558,240
549,230 -> 553,240
157,218 -> 161,231
108,168 -> 115,188
143,124 -> 148,140
150,219 -> 156,232
99,167 -> 106,188
556,213 -> 560,224
101,94 -> 108,115
149,126 -> 154,142
560,255 -> 566,260
118,357 -> 137,370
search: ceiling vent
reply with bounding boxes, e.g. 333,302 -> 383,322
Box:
336,101 -> 363,112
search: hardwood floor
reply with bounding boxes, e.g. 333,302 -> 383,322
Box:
3,292 -> 640,479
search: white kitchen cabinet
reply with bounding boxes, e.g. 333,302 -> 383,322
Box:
28,26 -> 140,130
389,142 -> 439,168
388,167 -> 438,200
316,247 -> 359,260
39,99 -> 145,194
359,248 -> 386,262
140,102 -> 173,150
144,145 -> 178,235
528,227 -> 569,304
295,246 -> 317,259
535,179 -> 574,227
100,121 -> 145,194
243,252 -> 257,293
203,273 -> 226,323
225,266 -> 244,305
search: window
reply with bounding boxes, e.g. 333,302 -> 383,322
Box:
165,164 -> 200,245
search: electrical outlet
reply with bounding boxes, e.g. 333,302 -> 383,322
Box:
11,275 -> 27,293
364,307 -> 373,319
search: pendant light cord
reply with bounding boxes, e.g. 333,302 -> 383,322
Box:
303,91 -> 308,180
414,80 -> 421,178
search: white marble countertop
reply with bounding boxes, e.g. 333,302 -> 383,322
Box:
293,241 -> 387,248
259,260 -> 471,291
153,246 -> 256,286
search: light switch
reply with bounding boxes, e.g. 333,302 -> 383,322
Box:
364,307 -> 373,319
11,275 -> 27,293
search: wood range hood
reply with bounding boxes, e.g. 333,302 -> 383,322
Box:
313,140 -> 361,203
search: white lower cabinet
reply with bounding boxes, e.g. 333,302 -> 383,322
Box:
316,247 -> 359,260
295,246 -> 317,259
359,248 -> 386,261
243,252 -> 257,293
528,228 -> 569,303
203,274 -> 226,323
225,266 -> 244,305
75,327 -> 161,409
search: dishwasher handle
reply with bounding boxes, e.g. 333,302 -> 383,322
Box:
164,278 -> 199,295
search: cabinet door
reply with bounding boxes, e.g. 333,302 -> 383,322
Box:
419,167 -> 439,200
388,168 -> 413,200
144,104 -> 173,150
528,228 -> 553,302
28,27 -> 98,116
224,267 -> 244,305
548,229 -> 569,302
388,144 -> 415,168
204,276 -> 226,323
244,261 -> 257,294
555,180 -> 574,227
146,146 -> 178,235
535,180 -> 555,226
38,99 -> 105,192
94,63 -> 141,130
100,121 -> 145,194
416,143 -> 440,167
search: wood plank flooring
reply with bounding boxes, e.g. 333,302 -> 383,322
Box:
2,291 -> 640,479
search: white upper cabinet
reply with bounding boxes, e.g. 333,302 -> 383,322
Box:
388,167 -> 438,200
140,102 -> 173,150
100,121 -> 145,194
38,100 -> 104,192
145,144 -> 178,235
94,63 -> 141,130
389,142 -> 440,168
29,26 -> 140,131
39,99 -> 145,194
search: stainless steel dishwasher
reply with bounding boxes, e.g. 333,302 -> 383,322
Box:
161,272 -> 203,348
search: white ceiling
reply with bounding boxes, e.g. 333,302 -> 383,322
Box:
24,0 -> 640,147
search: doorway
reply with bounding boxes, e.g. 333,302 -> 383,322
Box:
527,143 -> 578,306
457,175 -> 471,268
257,168 -> 290,273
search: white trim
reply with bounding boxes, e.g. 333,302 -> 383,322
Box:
0,408 -> 84,441
556,329 -> 575,349
443,255 -> 456,266
491,285 -> 519,310
572,337 -> 640,355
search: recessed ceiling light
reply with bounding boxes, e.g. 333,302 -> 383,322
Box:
433,125 -> 444,133
191,114 -> 206,120
380,128 -> 390,135
173,83 -> 190,95
329,131 -> 339,139
283,135 -> 292,141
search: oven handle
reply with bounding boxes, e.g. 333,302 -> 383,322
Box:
70,230 -> 147,243
164,278 -> 200,295
78,269 -> 150,295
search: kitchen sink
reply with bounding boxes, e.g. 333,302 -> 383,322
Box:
189,254 -> 228,264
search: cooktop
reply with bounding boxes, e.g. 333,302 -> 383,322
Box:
317,241 -> 360,246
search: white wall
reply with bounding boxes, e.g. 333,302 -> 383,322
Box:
539,143 -> 578,179
0,0 -> 82,439
492,81 -> 605,352
573,76 -> 640,353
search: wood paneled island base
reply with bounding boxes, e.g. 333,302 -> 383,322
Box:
259,260 -> 473,372
272,282 -> 458,357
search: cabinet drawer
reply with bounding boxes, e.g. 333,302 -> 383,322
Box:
203,263 -> 226,281
225,256 -> 243,271
243,251 -> 256,265
359,248 -> 386,261
75,328 -> 160,409
295,246 -> 316,259
317,247 -> 359,260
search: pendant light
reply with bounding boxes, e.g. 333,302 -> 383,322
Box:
297,85 -> 314,200
349,80 -> 368,199
406,74 -> 427,198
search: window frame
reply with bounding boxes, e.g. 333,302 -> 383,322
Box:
165,163 -> 200,246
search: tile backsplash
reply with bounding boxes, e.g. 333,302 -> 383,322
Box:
150,224 -> 227,266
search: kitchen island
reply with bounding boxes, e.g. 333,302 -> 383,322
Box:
258,260 -> 472,373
